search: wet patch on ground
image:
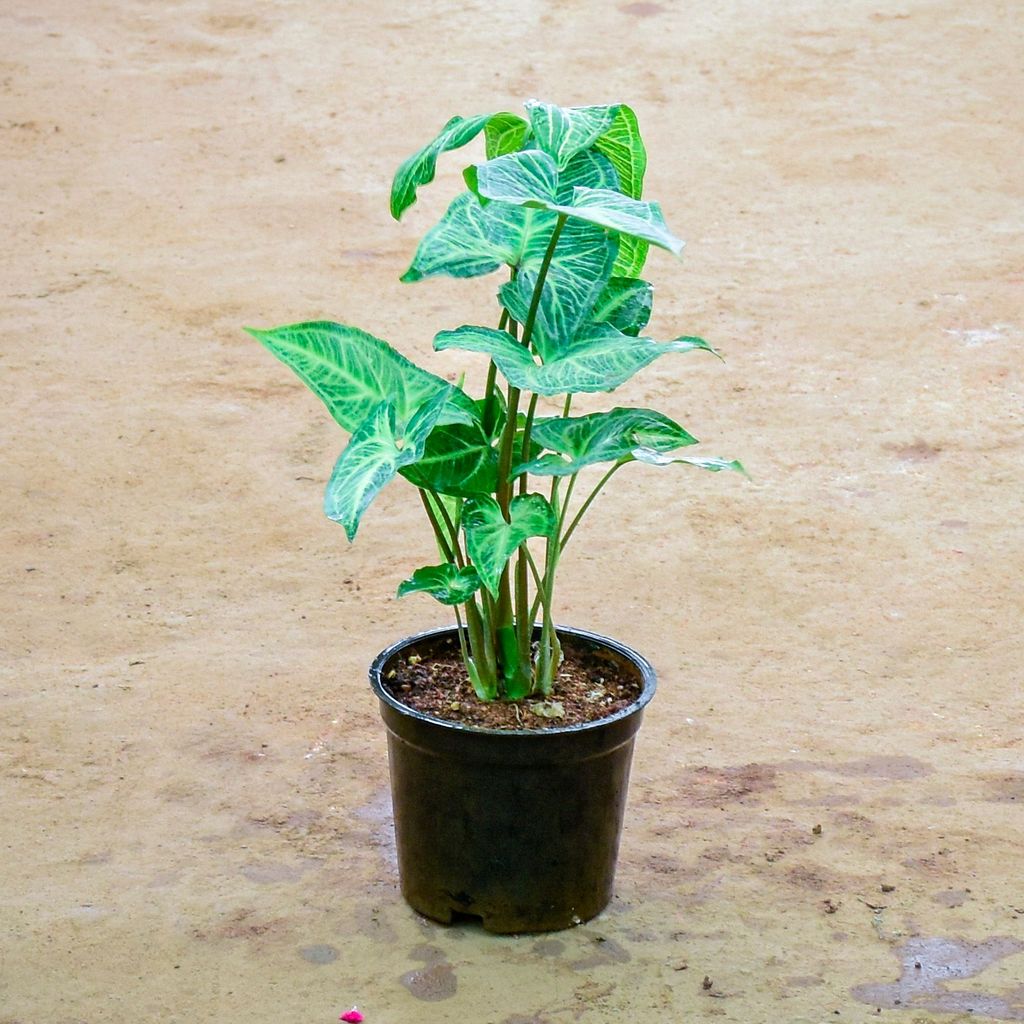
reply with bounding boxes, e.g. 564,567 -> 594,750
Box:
852,936 -> 1024,1019
399,944 -> 458,1001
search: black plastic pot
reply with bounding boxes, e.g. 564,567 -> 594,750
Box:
369,624 -> 656,934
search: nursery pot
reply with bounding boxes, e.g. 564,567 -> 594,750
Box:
369,624 -> 656,934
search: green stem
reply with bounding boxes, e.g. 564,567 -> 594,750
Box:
431,491 -> 463,566
519,214 -> 567,352
418,489 -> 453,563
490,216 -> 568,695
420,488 -> 495,697
453,602 -> 470,666
482,308 -> 510,437
560,463 -> 623,551
559,474 -> 579,534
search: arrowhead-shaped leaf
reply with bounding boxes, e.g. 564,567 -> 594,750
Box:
558,187 -> 684,257
392,112 -> 527,220
485,112 -> 530,158
515,407 -> 697,477
246,321 -> 473,432
525,100 -> 618,169
324,392 -> 449,541
593,104 -> 649,276
470,149 -> 560,207
591,277 -> 654,336
556,148 -> 620,200
400,192 -> 510,282
397,563 -> 482,605
462,493 -> 556,597
400,420 -> 498,497
403,151 -> 620,346
436,324 -> 717,396
632,450 -> 749,476
471,151 -> 683,257
499,219 -> 618,360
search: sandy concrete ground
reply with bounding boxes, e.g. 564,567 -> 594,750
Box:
2,1 -> 1022,1021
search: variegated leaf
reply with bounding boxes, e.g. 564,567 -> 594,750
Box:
516,407 -> 697,476
391,114 -> 491,220
462,493 -> 556,597
485,112 -> 530,158
392,112 -> 530,220
632,450 -> 748,475
470,149 -> 560,207
556,148 -> 620,201
397,562 -> 482,605
499,219 -> 618,360
436,324 -> 717,396
401,192 -> 510,283
591,277 -> 653,335
245,321 -> 473,432
594,104 -> 649,276
323,390 -> 450,540
558,187 -> 684,257
401,420 -> 498,497
471,151 -> 684,257
403,150 -> 620,326
525,99 -> 618,169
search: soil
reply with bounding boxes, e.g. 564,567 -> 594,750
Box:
380,632 -> 643,730
3,2 -> 1023,1023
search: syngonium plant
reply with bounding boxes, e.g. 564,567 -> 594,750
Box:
247,100 -> 744,703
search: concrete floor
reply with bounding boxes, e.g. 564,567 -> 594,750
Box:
2,1 -> 1022,1021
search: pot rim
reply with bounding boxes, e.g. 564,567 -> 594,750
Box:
369,623 -> 657,738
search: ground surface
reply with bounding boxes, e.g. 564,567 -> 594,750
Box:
2,1 -> 1022,1022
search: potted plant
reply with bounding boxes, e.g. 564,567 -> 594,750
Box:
247,100 -> 743,933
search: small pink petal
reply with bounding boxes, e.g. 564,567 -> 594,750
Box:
340,1011 -> 364,1023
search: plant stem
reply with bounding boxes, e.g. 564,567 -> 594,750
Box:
418,488 -> 454,563
520,214 -> 567,352
453,602 -> 470,666
482,308 -> 509,437
431,491 -> 463,566
490,215 -> 568,695
560,462 -> 623,551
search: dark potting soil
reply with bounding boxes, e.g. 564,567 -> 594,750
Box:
381,632 -> 643,730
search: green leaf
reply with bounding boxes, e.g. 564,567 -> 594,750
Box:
323,390 -> 451,540
400,420 -> 498,497
497,149 -> 621,357
434,324 -> 535,381
402,150 -> 619,311
525,100 -> 618,169
594,104 -> 649,276
462,493 -> 556,597
558,187 -> 684,257
632,450 -> 749,476
485,112 -> 530,158
397,563 -> 482,605
594,104 -> 646,199
591,277 -> 653,336
245,321 -> 473,432
436,324 -> 717,396
469,149 -> 560,206
392,113 -> 531,220
556,148 -> 620,201
516,407 -> 697,477
400,193 -> 509,283
499,219 -> 618,360
471,151 -> 683,257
